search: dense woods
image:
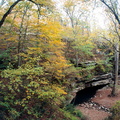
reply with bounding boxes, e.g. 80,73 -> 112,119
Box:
0,0 -> 120,120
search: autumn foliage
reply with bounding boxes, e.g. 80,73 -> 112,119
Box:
0,1 -> 71,119
0,0 -> 114,120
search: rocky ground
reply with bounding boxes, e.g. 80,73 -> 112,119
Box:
75,87 -> 120,120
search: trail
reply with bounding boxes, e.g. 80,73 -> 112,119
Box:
75,88 -> 120,120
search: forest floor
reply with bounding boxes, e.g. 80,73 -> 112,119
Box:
75,86 -> 120,120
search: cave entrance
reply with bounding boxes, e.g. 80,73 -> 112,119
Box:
71,84 -> 109,106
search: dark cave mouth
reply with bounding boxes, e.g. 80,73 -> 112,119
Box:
71,83 -> 109,106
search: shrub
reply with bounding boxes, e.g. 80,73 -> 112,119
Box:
0,65 -> 67,119
64,104 -> 84,119
105,101 -> 120,120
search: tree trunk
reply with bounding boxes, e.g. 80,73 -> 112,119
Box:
111,43 -> 119,96
76,53 -> 79,67
0,0 -> 22,27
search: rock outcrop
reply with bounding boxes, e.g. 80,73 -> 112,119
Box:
85,73 -> 113,87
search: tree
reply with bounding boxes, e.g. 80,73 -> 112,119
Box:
62,0 -> 94,67
0,0 -> 53,27
100,0 -> 120,96
0,1 -> 72,119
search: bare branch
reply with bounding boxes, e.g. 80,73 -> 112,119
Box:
101,36 -> 118,52
0,0 -> 43,28
0,0 -> 22,27
28,0 -> 43,6
100,0 -> 120,25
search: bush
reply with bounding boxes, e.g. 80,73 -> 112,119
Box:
0,65 -> 68,119
105,101 -> 120,120
95,59 -> 112,75
0,50 -> 11,69
64,104 -> 85,119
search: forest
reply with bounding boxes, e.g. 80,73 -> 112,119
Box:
0,0 -> 120,120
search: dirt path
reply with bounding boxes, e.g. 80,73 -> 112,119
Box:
76,106 -> 110,120
75,87 -> 120,120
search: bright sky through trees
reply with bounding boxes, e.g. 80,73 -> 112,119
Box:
90,7 -> 109,30
53,0 -> 109,30
0,0 -> 109,29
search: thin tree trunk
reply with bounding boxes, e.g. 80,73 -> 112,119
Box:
76,52 -> 79,67
111,43 -> 119,96
18,4 -> 29,67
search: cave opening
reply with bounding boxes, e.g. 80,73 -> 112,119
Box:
71,84 -> 109,106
